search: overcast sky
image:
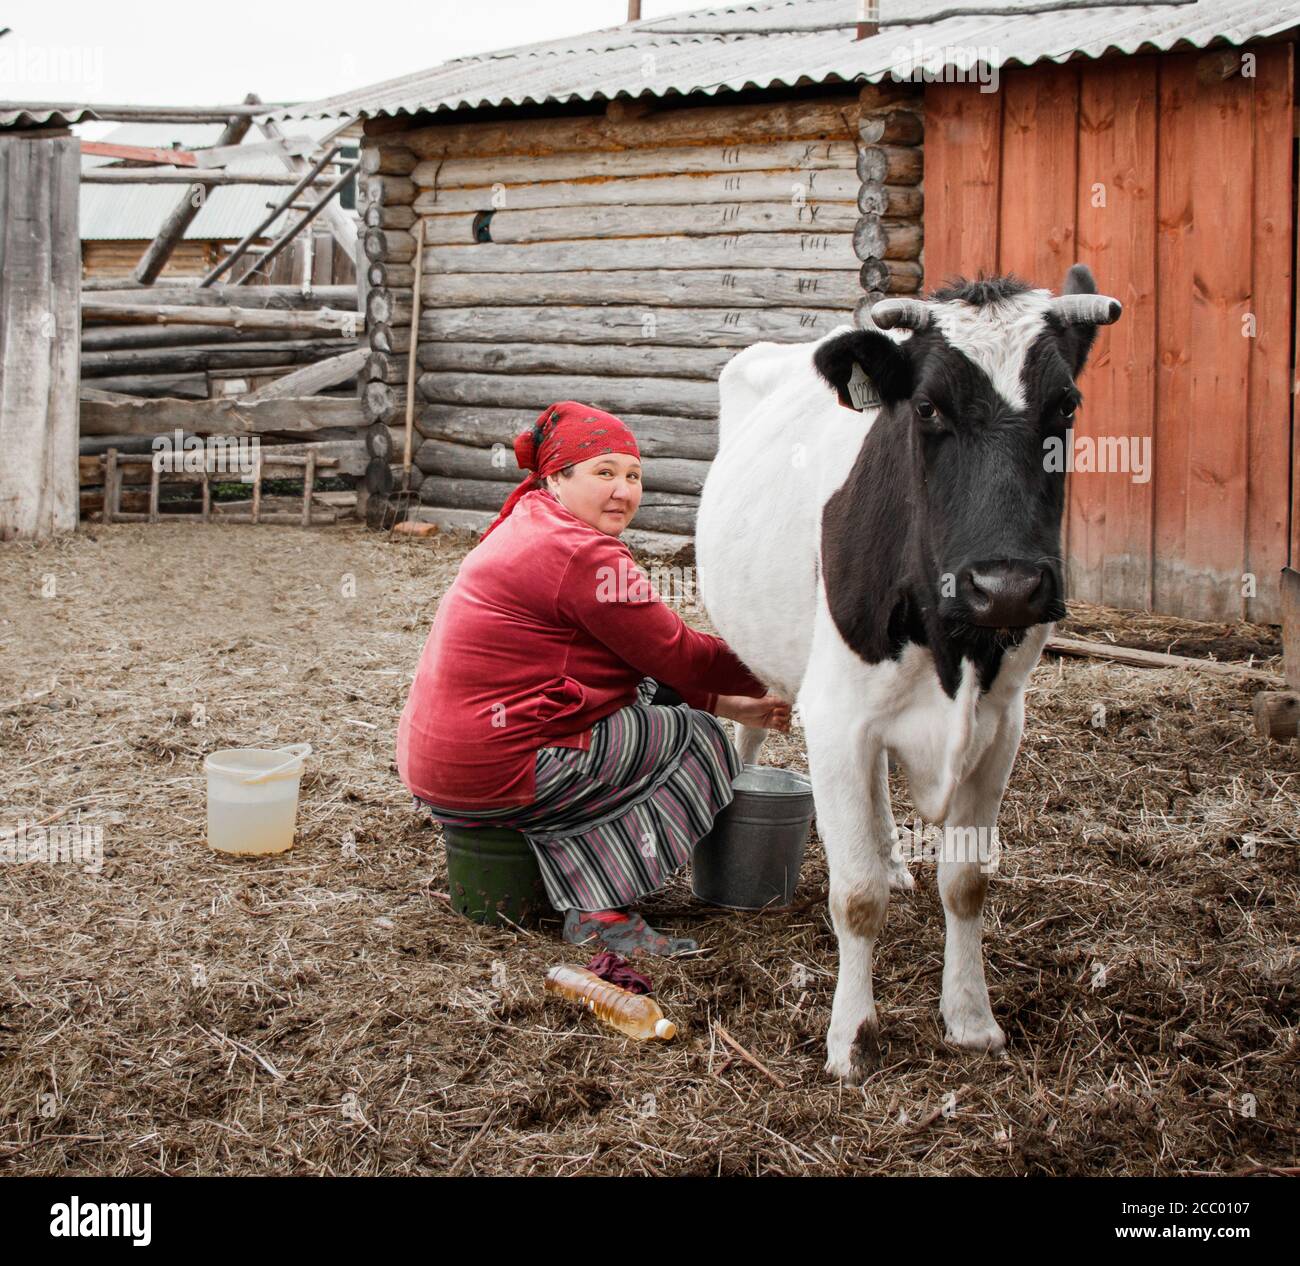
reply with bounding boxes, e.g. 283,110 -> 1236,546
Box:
0,0 -> 694,133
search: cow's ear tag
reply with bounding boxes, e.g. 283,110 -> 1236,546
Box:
846,362 -> 881,411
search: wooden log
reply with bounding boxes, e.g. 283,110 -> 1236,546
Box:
81,284 -> 356,311
365,203 -> 417,230
856,146 -> 924,186
367,288 -> 410,327
422,234 -> 857,273
418,341 -> 734,381
81,338 -> 358,377
401,98 -> 859,161
421,200 -> 859,245
1045,635 -> 1284,686
368,322 -> 407,355
78,372 -> 208,399
1,99 -> 283,122
202,510 -> 339,525
82,168 -> 335,186
411,140 -> 861,191
856,183 -> 924,218
364,422 -> 393,459
367,351 -> 408,384
858,111 -> 924,146
368,262 -> 414,289
241,348 -> 368,402
418,371 -> 718,420
415,437 -> 711,493
1252,691 -> 1300,739
82,301 -> 361,335
853,216 -> 923,262
80,396 -> 365,437
417,305 -> 850,347
365,456 -> 394,496
0,133 -> 80,540
81,488 -> 203,516
81,323 -> 333,351
133,97 -> 255,284
391,462 -> 423,492
414,404 -> 718,460
412,268 -> 861,310
363,175 -> 417,206
859,259 -> 924,294
406,504 -> 692,556
359,145 -> 418,177
414,168 -> 861,215
363,228 -> 416,263
363,381 -> 404,424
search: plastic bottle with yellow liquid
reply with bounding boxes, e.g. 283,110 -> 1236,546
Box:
544,964 -> 677,1041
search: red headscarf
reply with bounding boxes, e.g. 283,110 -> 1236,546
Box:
480,401 -> 641,540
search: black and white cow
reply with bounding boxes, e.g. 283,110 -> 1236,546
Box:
695,266 -> 1122,1084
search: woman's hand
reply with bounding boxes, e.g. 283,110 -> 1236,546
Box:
715,693 -> 792,732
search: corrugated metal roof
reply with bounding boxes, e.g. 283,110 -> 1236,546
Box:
0,104 -> 104,128
79,121 -> 354,242
267,0 -> 1300,121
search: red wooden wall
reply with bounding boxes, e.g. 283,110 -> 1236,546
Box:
924,48 -> 1294,624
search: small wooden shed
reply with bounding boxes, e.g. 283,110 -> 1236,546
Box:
275,0 -> 1300,621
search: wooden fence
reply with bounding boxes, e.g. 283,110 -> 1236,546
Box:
924,47 -> 1294,624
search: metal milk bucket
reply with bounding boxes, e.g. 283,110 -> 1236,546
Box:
692,764 -> 815,910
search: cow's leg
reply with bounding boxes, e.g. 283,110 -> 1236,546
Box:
938,701 -> 1023,1053
804,702 -> 890,1084
734,722 -> 767,765
871,748 -> 914,892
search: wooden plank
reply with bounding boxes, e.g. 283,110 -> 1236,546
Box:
412,267 -> 862,310
411,140 -> 861,188
401,98 -> 860,161
1245,44 -> 1294,624
1182,61 -> 1254,620
0,134 -> 81,540
415,437 -> 711,494
79,396 -> 365,437
421,199 -> 860,244
421,233 -> 858,274
1046,634 -> 1283,685
241,348 -> 367,401
997,63 -> 1080,289
417,371 -> 718,421
1282,568 -> 1300,689
1153,55 -> 1197,616
82,301 -> 360,334
417,341 -> 734,381
921,83 -> 1002,287
1071,57 -> 1158,611
414,404 -> 718,460
81,140 -> 198,166
81,284 -> 356,310
414,167 -> 861,214
418,305 -> 849,347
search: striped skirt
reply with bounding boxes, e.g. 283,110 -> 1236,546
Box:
415,678 -> 742,912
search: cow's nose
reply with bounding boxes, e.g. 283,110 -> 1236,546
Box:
961,562 -> 1050,627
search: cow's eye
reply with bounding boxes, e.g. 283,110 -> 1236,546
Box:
915,400 -> 937,421
1057,392 -> 1080,421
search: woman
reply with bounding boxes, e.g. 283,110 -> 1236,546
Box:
397,400 -> 790,956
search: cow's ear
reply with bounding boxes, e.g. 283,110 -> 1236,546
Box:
813,330 -> 913,411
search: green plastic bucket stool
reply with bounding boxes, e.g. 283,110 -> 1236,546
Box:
443,824 -> 549,927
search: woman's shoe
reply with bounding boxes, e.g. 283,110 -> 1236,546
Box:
562,908 -> 697,957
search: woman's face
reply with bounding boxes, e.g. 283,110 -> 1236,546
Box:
545,452 -> 643,536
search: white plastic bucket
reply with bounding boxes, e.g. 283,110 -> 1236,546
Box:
204,743 -> 312,856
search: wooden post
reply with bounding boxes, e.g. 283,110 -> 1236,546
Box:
0,131 -> 80,540
132,93 -> 260,285
148,462 -> 161,522
250,447 -> 263,524
403,218 -> 426,490
103,447 -> 118,523
201,470 -> 211,522
302,450 -> 316,525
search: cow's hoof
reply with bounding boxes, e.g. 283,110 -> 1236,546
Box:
887,862 -> 915,892
943,1014 -> 1006,1053
824,1018 -> 879,1085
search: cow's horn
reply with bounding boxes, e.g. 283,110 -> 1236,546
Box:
1051,294 -> 1122,325
870,298 -> 932,331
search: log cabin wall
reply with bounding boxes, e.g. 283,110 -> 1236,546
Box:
923,48 -> 1295,624
358,88 -> 925,551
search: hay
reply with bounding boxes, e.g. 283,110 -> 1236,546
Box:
0,523 -> 1295,1175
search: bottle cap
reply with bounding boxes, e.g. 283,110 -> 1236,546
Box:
654,1018 -> 676,1040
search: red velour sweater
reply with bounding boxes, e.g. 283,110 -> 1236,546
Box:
396,489 -> 767,810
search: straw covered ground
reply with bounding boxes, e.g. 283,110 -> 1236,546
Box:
0,523 -> 1296,1176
